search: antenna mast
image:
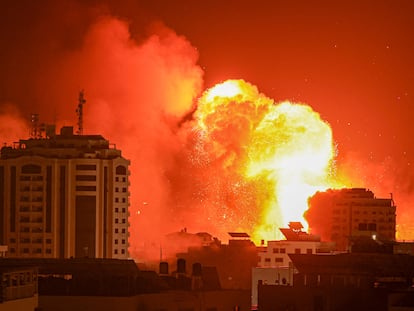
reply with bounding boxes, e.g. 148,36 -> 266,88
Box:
30,113 -> 39,139
76,90 -> 86,135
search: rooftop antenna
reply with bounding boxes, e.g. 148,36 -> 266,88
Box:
30,113 -> 39,139
76,90 -> 86,135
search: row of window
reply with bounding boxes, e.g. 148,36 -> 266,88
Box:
20,206 -> 42,212
264,257 -> 284,263
114,249 -> 126,255
332,223 -> 395,232
9,248 -> 52,254
20,196 -> 43,202
114,207 -> 127,213
114,228 -> 127,234
333,209 -> 394,216
10,238 -> 52,244
114,239 -> 127,245
271,248 -> 313,254
19,175 -> 43,181
19,217 -> 43,223
114,218 -> 127,224
20,186 -> 43,191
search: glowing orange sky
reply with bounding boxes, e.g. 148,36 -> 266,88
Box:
1,0 -> 414,252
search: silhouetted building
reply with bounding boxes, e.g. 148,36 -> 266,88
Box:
258,253 -> 414,311
0,258 -> 247,311
252,222 -> 331,310
306,188 -> 396,251
0,126 -> 130,259
177,232 -> 259,290
0,263 -> 38,310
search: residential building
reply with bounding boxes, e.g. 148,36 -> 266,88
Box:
306,188 -> 396,251
252,222 -> 324,310
0,125 -> 130,259
258,253 -> 414,311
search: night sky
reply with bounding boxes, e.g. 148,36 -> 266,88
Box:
1,0 -> 414,248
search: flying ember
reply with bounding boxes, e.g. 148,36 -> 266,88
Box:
194,79 -> 342,242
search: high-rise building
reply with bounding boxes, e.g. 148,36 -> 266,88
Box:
306,188 -> 396,251
0,126 -> 130,259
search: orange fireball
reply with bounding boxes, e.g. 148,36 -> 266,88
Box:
194,79 -> 344,242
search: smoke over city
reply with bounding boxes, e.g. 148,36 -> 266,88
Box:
1,1 -> 414,260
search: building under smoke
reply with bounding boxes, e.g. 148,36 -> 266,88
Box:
0,125 -> 130,259
305,188 -> 396,251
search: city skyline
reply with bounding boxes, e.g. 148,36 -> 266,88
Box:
1,1 -> 413,253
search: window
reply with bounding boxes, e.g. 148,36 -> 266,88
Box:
76,164 -> 96,170
122,188 -> 127,193
114,249 -> 118,254
115,198 -> 119,203
122,239 -> 126,244
76,185 -> 96,191
116,165 -> 127,175
122,219 -> 126,224
122,177 -> 126,182
273,248 -> 279,253
122,198 -> 126,203
122,229 -> 126,234
21,164 -> 41,174
115,188 -> 119,192
115,177 -> 119,182
264,258 -> 271,262
23,248 -> 29,253
358,223 -> 368,231
115,228 -> 119,233
115,218 -> 119,224
115,208 -> 119,213
122,208 -> 126,213
76,175 -> 96,181
368,223 -> 377,231
46,239 -> 52,244
46,249 -> 52,254
275,258 -> 283,263
294,248 -> 301,254
121,249 -> 125,254
115,239 -> 118,244
280,248 -> 286,254
306,249 -> 313,254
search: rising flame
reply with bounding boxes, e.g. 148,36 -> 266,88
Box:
194,79 -> 343,242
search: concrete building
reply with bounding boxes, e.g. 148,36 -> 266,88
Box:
0,264 -> 38,311
0,125 -> 130,259
306,188 -> 396,251
258,253 -> 414,311
252,222 -> 325,310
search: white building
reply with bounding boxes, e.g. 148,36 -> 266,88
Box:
252,222 -> 323,310
0,126 -> 130,259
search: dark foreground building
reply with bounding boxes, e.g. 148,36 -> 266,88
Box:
0,257 -> 249,311
258,253 -> 414,311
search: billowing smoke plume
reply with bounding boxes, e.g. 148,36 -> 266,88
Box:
2,2 -> 414,263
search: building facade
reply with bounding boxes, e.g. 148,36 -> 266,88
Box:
0,126 -> 130,259
306,188 -> 396,251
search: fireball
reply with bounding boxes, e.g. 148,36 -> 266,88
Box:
194,79 -> 342,242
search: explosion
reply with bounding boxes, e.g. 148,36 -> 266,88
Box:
193,79 -> 342,242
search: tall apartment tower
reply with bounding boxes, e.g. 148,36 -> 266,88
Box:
0,126 -> 130,259
306,188 -> 396,251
